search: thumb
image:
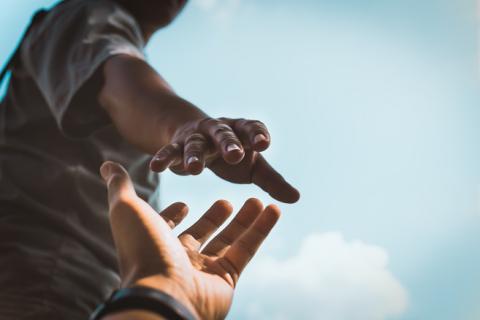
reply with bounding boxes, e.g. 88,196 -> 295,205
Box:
252,155 -> 300,204
100,161 -> 137,207
99,161 -> 188,285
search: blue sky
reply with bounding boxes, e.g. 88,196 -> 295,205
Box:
2,0 -> 480,319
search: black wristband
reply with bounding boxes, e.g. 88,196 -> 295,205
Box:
89,286 -> 198,320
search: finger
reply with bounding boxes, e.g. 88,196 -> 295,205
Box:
100,161 -> 187,283
218,205 -> 281,285
159,202 -> 189,229
252,154 -> 300,203
183,133 -> 208,175
150,143 -> 182,172
202,198 -> 263,256
179,200 -> 233,251
100,161 -> 137,205
200,119 -> 244,164
234,119 -> 271,152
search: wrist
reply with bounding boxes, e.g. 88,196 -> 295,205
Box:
102,310 -> 167,320
132,276 -> 200,320
163,97 -> 208,142
91,285 -> 199,320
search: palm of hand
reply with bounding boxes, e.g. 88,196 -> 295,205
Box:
167,198 -> 277,320
186,256 -> 235,319
139,245 -> 236,320
102,161 -> 280,320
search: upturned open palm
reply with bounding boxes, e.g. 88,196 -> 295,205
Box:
101,161 -> 281,320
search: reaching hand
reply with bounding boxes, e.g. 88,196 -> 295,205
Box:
100,161 -> 281,320
149,117 -> 300,203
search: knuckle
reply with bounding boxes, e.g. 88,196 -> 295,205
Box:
213,123 -> 233,134
212,125 -> 238,142
233,118 -> 247,130
156,148 -> 171,158
184,148 -> 202,159
216,232 -> 235,246
154,148 -> 166,157
198,117 -> 219,131
236,238 -> 256,257
248,120 -> 267,131
184,136 -> 207,156
155,150 -> 169,159
159,144 -> 180,158
234,119 -> 268,135
233,117 -> 246,124
185,133 -> 207,145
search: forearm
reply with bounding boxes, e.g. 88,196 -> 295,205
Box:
99,54 -> 207,154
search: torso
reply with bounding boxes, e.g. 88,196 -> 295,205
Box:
0,36 -> 159,320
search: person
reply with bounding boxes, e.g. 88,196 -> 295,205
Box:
0,0 -> 299,319
91,161 -> 281,320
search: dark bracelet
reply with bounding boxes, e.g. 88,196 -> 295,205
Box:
89,286 -> 198,320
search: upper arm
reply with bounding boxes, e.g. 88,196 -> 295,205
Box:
20,0 -> 146,138
99,54 -> 175,116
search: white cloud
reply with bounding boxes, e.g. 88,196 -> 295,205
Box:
229,232 -> 408,320
193,0 -> 217,11
192,0 -> 241,21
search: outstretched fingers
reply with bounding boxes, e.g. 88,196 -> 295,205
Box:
150,143 -> 182,172
159,202 -> 189,229
217,204 -> 281,286
179,200 -> 233,251
202,198 -> 264,257
200,119 -> 244,165
183,133 -> 208,175
233,119 -> 271,152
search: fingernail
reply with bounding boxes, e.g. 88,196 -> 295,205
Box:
187,156 -> 199,165
226,144 -> 241,153
254,134 -> 267,145
100,163 -> 112,181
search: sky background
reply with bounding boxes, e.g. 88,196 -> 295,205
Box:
1,0 -> 480,319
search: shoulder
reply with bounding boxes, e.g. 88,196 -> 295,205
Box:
25,0 -> 143,48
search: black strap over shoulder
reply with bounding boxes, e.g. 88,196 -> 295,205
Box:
0,9 -> 48,86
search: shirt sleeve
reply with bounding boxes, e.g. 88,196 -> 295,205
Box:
20,0 -> 146,138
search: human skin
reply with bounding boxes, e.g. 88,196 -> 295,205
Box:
100,54 -> 300,203
99,0 -> 300,203
99,161 -> 281,320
